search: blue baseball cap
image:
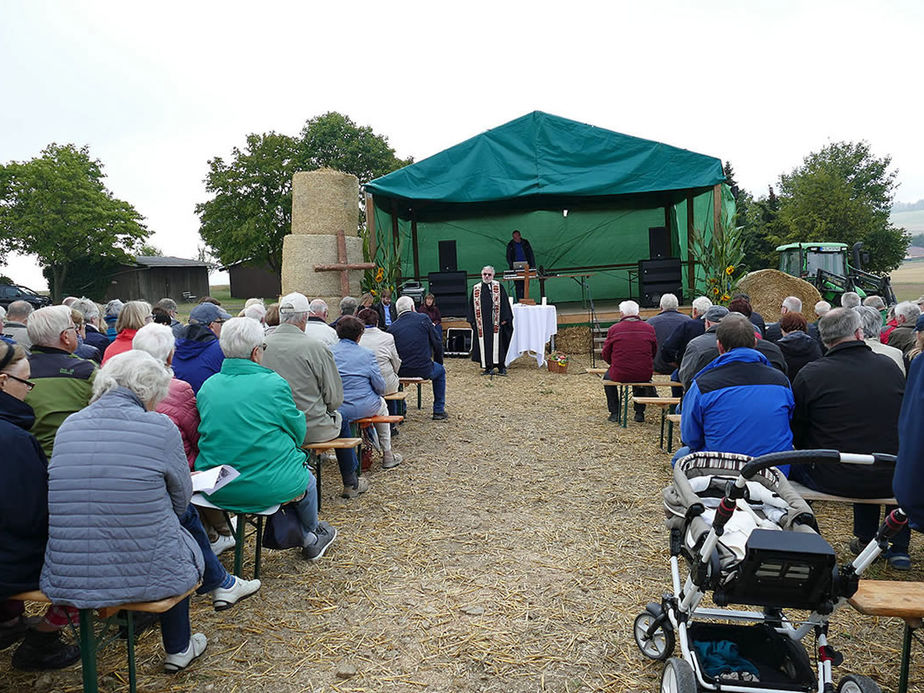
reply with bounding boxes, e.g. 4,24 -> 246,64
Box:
190,302 -> 232,325
914,314 -> 924,332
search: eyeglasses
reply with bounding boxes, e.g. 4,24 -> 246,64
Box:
60,325 -> 77,335
4,373 -> 35,391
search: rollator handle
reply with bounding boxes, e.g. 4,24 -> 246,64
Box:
875,508 -> 908,542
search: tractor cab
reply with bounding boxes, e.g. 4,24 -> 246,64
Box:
777,242 -> 849,280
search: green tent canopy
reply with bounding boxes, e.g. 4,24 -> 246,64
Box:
364,111 -> 731,305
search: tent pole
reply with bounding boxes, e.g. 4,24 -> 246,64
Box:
686,190 -> 695,298
365,193 -> 377,260
411,212 -> 420,281
391,201 -> 402,287
713,184 -> 722,243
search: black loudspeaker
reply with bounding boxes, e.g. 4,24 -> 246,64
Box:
638,258 -> 683,308
428,271 -> 468,318
649,226 -> 671,259
438,240 -> 458,272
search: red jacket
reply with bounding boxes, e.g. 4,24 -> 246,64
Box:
101,328 -> 138,365
156,377 -> 200,469
602,316 -> 658,383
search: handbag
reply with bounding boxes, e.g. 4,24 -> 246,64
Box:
261,503 -> 304,550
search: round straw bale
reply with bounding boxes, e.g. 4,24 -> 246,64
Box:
291,168 -> 359,236
737,269 -> 822,322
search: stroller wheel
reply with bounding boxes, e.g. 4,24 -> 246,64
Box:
837,674 -> 881,693
634,609 -> 675,661
660,657 -> 697,693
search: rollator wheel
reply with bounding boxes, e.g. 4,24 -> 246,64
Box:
634,608 -> 675,661
837,674 -> 881,693
660,657 -> 697,693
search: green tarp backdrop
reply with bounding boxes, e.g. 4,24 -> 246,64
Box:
365,111 -> 731,306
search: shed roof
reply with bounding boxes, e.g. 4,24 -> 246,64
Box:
133,256 -> 209,268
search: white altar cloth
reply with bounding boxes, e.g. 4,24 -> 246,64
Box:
505,304 -> 558,367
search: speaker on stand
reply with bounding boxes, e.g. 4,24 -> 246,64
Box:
638,258 -> 683,308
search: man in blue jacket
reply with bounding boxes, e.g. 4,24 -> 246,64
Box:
674,314 -> 794,472
388,296 -> 448,420
895,328 -> 924,532
173,302 -> 231,393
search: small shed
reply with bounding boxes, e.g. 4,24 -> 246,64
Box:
221,259 -> 281,299
105,256 -> 210,304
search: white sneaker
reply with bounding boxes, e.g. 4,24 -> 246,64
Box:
164,633 -> 207,673
210,534 -> 235,557
382,452 -> 403,469
211,576 -> 261,611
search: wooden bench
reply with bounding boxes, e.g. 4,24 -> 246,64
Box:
191,494 -> 278,579
399,377 -> 428,411
665,413 -> 682,452
787,480 -> 897,506
849,580 -> 924,693
631,396 -> 682,446
601,380 -> 682,427
351,414 -> 405,471
11,585 -> 198,693
585,367 -> 608,377
302,437 -> 362,509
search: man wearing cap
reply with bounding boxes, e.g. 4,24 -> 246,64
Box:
263,293 -> 368,499
673,314 -> 795,470
173,302 -> 232,393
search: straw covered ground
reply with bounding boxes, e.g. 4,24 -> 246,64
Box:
4,355 -> 922,692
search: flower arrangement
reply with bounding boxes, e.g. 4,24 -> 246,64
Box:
547,351 -> 569,373
691,205 -> 745,306
361,230 -> 403,299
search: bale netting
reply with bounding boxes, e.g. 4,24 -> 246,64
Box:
554,325 -> 591,355
737,269 -> 822,322
291,168 -> 359,236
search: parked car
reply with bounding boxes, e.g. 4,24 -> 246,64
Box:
0,283 -> 53,309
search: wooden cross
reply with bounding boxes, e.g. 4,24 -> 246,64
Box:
313,229 -> 376,297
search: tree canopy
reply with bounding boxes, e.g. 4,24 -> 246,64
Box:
197,112 -> 411,274
0,143 -> 149,302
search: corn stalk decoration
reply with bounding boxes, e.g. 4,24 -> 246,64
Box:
360,229 -> 402,300
690,207 -> 746,305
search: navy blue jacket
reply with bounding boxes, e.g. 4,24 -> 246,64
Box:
895,355 -> 924,529
648,310 -> 692,374
0,391 -> 48,597
660,317 -> 705,369
681,348 -> 794,461
83,324 -> 110,354
388,311 -> 443,378
173,324 -> 225,394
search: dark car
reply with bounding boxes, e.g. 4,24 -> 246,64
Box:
0,283 -> 53,309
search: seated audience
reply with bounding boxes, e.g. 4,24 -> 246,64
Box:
675,314 -> 794,470
333,316 -> 403,470
173,302 -> 231,393
732,292 -> 765,336
887,300 -> 922,358
155,297 -> 185,338
601,300 -> 657,423
263,293 -> 366,500
102,300 -> 151,364
765,296 -> 819,343
358,307 -> 402,421
25,306 -> 96,458
658,296 -> 712,377
41,351 -> 260,673
894,341 -> 924,531
907,314 -> 924,364
72,298 -> 110,353
359,293 -> 375,310
0,307 -> 11,345
0,343 -> 80,670
103,299 -> 123,342
840,291 -> 861,309
855,305 -> 904,375
241,301 -> 267,325
646,293 -> 690,376
70,309 -> 101,363
196,317 -> 338,561
388,296 -> 448,420
776,312 -> 822,383
3,300 -> 34,348
264,302 -> 280,335
790,308 -> 910,569
305,299 -> 339,348
375,289 -> 398,329
418,293 -> 442,336
330,296 -> 358,328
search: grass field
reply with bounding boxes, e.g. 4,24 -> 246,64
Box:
890,258 -> 924,301
891,208 -> 924,234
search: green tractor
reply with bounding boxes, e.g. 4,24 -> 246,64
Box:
776,241 -> 897,305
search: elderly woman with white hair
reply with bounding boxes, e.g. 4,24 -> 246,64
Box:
40,351 -> 252,673
195,318 -> 337,561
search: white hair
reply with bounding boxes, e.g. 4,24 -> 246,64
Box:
659,293 -> 679,311
91,350 -> 171,407
840,291 -> 861,308
782,296 -> 803,313
481,265 -> 496,274
244,298 -> 264,309
308,299 -> 328,316
691,296 -> 713,317
6,300 -> 34,322
0,306 -> 5,322
26,305 -> 72,347
814,300 -> 831,317
619,300 -> 640,316
395,296 -> 415,315
818,307 -> 861,348
862,295 -> 886,310
132,323 -> 176,365
219,317 -> 264,359
243,304 -> 266,322
854,306 -> 883,339
895,301 -> 922,323
71,298 -> 100,321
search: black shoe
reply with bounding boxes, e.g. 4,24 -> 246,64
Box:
607,413 -> 620,423
0,615 -> 35,650
634,411 -> 645,423
497,368 -> 507,376
432,411 -> 449,420
390,424 -> 399,437
481,368 -> 495,376
11,629 -> 81,671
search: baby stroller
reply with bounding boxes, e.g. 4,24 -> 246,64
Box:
633,449 -> 908,693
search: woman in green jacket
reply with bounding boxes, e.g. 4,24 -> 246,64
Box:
195,317 -> 337,561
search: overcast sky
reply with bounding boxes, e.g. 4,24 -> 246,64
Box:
2,0 -> 922,289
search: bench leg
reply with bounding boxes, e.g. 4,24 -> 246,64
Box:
398,384 -> 407,416
621,385 -> 628,428
659,409 -> 666,448
233,513 -> 246,577
417,383 -> 422,409
78,608 -> 99,693
309,452 -> 322,511
899,623 -> 915,693
667,420 -> 674,453
125,611 -> 137,692
254,516 -> 265,580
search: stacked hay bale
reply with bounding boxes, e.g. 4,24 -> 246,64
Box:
737,269 -> 823,322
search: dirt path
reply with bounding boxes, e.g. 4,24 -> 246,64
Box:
4,355 -> 922,692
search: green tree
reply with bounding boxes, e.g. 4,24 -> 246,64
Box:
776,141 -> 909,273
0,143 -> 149,302
197,112 -> 411,274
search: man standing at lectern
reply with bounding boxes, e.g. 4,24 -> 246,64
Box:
468,266 -> 513,376
505,230 -> 535,301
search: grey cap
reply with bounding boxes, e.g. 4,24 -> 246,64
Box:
704,305 -> 730,323
189,302 -> 232,325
